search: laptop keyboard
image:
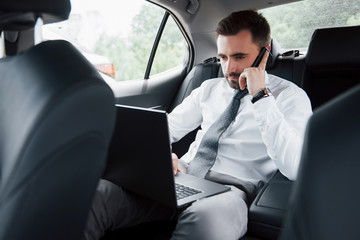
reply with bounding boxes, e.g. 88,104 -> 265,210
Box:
175,183 -> 202,200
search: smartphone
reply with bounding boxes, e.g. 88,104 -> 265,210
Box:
251,47 -> 268,67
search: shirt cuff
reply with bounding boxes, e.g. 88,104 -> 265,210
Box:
252,96 -> 283,127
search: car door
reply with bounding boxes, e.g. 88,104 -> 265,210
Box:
45,0 -> 191,111
106,4 -> 190,111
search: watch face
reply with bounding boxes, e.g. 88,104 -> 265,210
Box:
264,88 -> 269,96
265,88 -> 272,96
251,88 -> 272,104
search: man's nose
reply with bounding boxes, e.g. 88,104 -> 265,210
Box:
225,58 -> 236,73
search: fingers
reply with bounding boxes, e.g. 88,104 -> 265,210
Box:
258,50 -> 269,70
237,48 -> 269,92
172,153 -> 182,175
174,166 -> 183,175
239,71 -> 247,90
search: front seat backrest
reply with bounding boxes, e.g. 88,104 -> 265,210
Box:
0,1 -> 116,240
302,26 -> 360,109
280,83 -> 360,240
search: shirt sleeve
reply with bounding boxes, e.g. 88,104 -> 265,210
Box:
252,86 -> 313,180
168,87 -> 203,144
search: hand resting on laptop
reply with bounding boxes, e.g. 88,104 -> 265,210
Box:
172,153 -> 187,175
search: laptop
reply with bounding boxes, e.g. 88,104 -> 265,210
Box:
102,104 -> 230,208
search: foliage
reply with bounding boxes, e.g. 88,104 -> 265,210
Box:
260,0 -> 360,49
151,16 -> 187,76
95,4 -> 186,81
95,0 -> 360,81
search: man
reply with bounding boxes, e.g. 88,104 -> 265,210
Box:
83,10 -> 312,240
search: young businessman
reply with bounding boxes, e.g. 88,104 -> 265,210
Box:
83,10 -> 312,240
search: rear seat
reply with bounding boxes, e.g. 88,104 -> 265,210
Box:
168,57 -> 222,112
171,25 -> 360,156
170,26 -> 360,240
104,26 -> 360,240
302,25 -> 360,109
268,49 -> 305,88
247,26 -> 360,240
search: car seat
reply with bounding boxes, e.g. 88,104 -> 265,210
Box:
302,26 -> 360,109
0,1 -> 116,240
280,83 -> 360,240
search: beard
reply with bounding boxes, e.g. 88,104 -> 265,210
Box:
225,72 -> 241,89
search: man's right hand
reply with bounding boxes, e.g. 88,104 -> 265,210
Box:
172,153 -> 183,175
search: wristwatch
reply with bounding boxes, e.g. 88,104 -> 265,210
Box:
251,88 -> 271,104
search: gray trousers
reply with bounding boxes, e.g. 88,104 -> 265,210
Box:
83,178 -> 248,240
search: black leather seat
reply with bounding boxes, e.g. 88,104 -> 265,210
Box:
0,1 -> 116,240
280,83 -> 360,240
302,26 -> 360,109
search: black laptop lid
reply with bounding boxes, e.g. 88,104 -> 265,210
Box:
102,105 -> 178,208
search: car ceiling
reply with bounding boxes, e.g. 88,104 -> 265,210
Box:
150,0 -> 302,64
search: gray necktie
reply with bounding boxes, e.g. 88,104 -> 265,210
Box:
187,88 -> 248,178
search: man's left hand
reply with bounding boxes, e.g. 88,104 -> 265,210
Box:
239,50 -> 269,96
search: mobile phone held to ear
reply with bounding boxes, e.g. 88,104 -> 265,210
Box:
251,47 -> 268,67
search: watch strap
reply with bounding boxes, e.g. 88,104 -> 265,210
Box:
251,88 -> 270,104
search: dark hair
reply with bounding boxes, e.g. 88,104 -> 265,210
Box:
216,10 -> 271,48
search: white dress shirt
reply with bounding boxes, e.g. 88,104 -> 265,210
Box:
168,73 -> 312,184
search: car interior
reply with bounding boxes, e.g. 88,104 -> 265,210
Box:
103,23 -> 360,240
0,0 -> 359,240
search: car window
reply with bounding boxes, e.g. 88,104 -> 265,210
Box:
151,14 -> 188,78
43,0 -> 188,82
260,0 -> 360,50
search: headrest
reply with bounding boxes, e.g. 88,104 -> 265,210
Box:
266,38 -> 282,69
305,26 -> 360,67
0,0 -> 71,30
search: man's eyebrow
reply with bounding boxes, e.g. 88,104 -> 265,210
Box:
217,52 -> 249,58
231,52 -> 248,58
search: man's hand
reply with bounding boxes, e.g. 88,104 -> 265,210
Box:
172,153 -> 183,175
239,50 -> 269,96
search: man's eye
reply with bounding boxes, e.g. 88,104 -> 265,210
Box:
219,56 -> 227,60
235,56 -> 245,60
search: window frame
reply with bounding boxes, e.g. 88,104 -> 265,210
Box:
144,11 -> 169,79
143,7 -> 193,81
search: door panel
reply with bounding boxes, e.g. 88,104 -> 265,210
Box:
112,66 -> 187,111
